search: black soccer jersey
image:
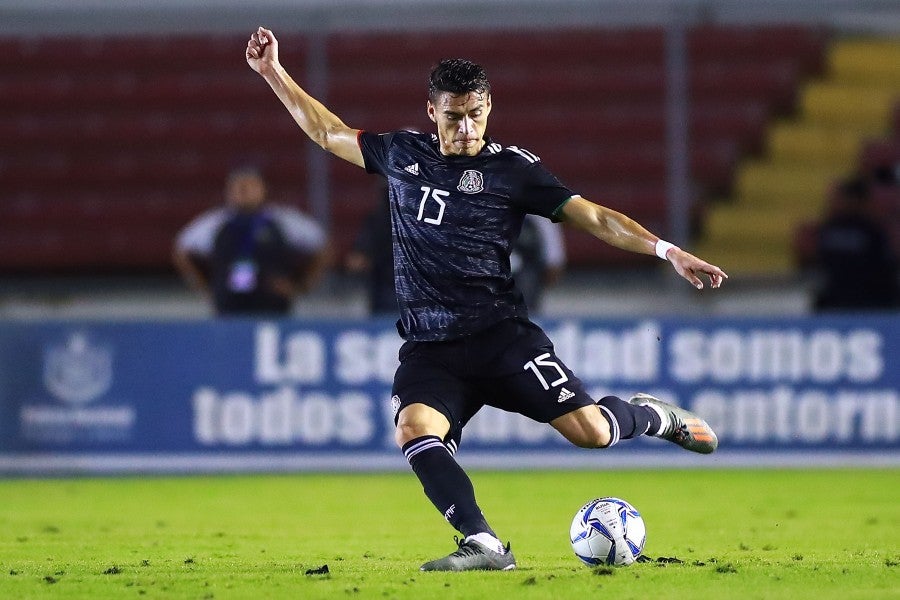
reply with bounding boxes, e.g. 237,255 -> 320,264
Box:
358,130 -> 575,341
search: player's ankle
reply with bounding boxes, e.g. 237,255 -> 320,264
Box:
641,403 -> 668,437
465,532 -> 506,554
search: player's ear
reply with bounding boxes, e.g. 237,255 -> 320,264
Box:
426,101 -> 437,123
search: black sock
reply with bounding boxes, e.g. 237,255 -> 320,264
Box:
402,435 -> 495,538
595,395 -> 660,446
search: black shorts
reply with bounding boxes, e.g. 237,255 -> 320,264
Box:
391,317 -> 594,450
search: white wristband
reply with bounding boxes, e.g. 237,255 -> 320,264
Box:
655,239 -> 678,260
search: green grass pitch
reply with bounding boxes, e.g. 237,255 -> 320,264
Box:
0,469 -> 896,599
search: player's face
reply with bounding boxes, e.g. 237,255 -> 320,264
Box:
427,91 -> 491,156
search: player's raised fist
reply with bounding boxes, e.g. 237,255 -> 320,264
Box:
246,27 -> 279,74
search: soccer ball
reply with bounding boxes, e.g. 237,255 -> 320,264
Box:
569,497 -> 646,566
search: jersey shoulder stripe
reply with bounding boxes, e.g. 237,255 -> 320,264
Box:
485,141 -> 541,164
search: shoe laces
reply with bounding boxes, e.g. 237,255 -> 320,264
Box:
662,410 -> 686,440
450,536 -> 483,558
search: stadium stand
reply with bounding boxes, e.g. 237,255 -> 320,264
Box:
0,26 -> 826,273
698,36 -> 899,274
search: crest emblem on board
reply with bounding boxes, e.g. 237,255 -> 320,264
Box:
43,332 -> 112,405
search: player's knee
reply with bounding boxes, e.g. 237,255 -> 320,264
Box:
394,421 -> 427,448
394,403 -> 451,448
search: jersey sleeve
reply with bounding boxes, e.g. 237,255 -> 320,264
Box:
515,161 -> 576,223
357,131 -> 397,176
175,208 -> 228,257
269,206 -> 327,252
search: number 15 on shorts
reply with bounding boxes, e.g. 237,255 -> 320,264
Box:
523,353 -> 569,390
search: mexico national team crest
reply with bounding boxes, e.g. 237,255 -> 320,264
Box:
457,170 -> 484,194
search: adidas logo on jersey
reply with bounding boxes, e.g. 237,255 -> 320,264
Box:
404,163 -> 419,175
557,387 -> 575,403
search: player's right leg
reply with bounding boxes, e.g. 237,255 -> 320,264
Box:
393,343 -> 515,572
395,403 -> 516,571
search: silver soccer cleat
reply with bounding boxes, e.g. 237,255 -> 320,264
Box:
630,393 -> 718,454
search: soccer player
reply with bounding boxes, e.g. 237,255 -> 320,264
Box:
247,27 -> 728,572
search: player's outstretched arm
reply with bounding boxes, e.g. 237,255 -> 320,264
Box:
246,27 -> 364,167
559,195 -> 728,289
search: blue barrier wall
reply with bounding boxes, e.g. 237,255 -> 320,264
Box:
1,315 -> 897,474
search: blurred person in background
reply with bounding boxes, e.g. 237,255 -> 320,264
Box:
345,128 -> 422,318
812,174 -> 899,311
173,166 -> 331,316
510,213 -> 566,315
347,200 -> 567,318
344,181 -> 398,317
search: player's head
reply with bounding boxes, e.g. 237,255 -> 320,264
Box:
226,166 -> 267,211
427,58 -> 492,157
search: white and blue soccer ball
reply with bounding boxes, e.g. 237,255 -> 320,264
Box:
569,497 -> 646,567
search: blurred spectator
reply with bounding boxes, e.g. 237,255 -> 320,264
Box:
173,166 -> 330,316
345,182 -> 397,317
812,175 -> 899,311
872,162 -> 899,187
510,214 -> 566,314
345,191 -> 567,318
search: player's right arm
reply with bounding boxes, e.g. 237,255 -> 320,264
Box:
246,27 -> 364,168
172,246 -> 210,294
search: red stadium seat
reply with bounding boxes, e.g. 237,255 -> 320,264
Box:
0,25 -> 824,273
688,25 -> 827,76
691,60 -> 802,114
328,29 -> 666,70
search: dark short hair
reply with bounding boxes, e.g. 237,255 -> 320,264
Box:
428,58 -> 491,102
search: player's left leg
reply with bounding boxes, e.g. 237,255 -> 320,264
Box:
482,320 -> 662,448
482,318 -> 717,453
628,392 -> 718,453
550,396 -> 661,449
550,393 -> 718,454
